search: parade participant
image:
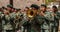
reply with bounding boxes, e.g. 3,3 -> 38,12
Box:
40,4 -> 54,32
23,4 -> 40,32
7,4 -> 13,13
1,7 -> 7,32
3,10 -> 13,32
30,4 -> 40,32
14,9 -> 22,32
31,5 -> 44,32
2,5 -> 14,32
10,8 -> 16,32
10,8 -> 22,32
0,8 -> 3,32
51,6 -> 60,32
22,7 -> 30,32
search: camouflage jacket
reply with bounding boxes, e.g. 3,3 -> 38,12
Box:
40,11 -> 54,30
55,11 -> 60,20
3,14 -> 13,30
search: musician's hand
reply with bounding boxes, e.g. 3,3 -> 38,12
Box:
27,17 -> 31,21
54,14 -> 56,16
40,11 -> 45,16
52,13 -> 56,16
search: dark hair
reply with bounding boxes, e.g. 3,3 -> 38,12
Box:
41,4 -> 47,8
52,6 -> 57,9
25,7 -> 29,9
2,6 -> 5,9
16,9 -> 21,12
52,5 -> 58,12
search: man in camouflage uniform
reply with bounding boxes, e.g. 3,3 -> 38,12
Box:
39,4 -> 54,32
3,10 -> 13,32
30,4 -> 41,32
21,7 -> 30,32
2,5 -> 14,32
0,8 -> 3,32
51,6 -> 60,32
14,9 -> 22,32
22,4 -> 42,32
10,9 -> 16,32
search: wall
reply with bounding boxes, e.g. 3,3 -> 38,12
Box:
0,0 -> 45,9
13,0 -> 44,9
0,0 -> 9,7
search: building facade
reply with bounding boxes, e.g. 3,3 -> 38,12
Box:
0,0 -> 45,9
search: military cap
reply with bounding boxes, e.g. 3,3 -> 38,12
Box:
30,4 -> 39,10
7,4 -> 13,8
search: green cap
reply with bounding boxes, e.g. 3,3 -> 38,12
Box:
7,4 -> 13,8
31,4 -> 39,10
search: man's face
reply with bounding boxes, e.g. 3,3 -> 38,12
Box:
7,7 -> 11,10
31,7 -> 38,14
52,8 -> 56,12
31,7 -> 36,10
24,8 -> 29,12
40,6 -> 46,12
11,8 -> 15,12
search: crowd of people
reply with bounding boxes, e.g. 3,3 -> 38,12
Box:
0,4 -> 60,32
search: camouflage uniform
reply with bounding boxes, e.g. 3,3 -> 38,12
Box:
0,12 -> 3,32
10,12 -> 23,32
41,11 -> 54,32
21,13 -> 28,32
30,14 -> 45,32
10,12 -> 17,32
47,11 -> 60,32
54,11 -> 60,32
15,12 -> 22,31
22,4 -> 40,32
1,12 -> 5,32
2,14 -> 13,32
22,13 -> 45,32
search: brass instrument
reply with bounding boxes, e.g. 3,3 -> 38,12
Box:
14,12 -> 21,29
27,8 -> 37,22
